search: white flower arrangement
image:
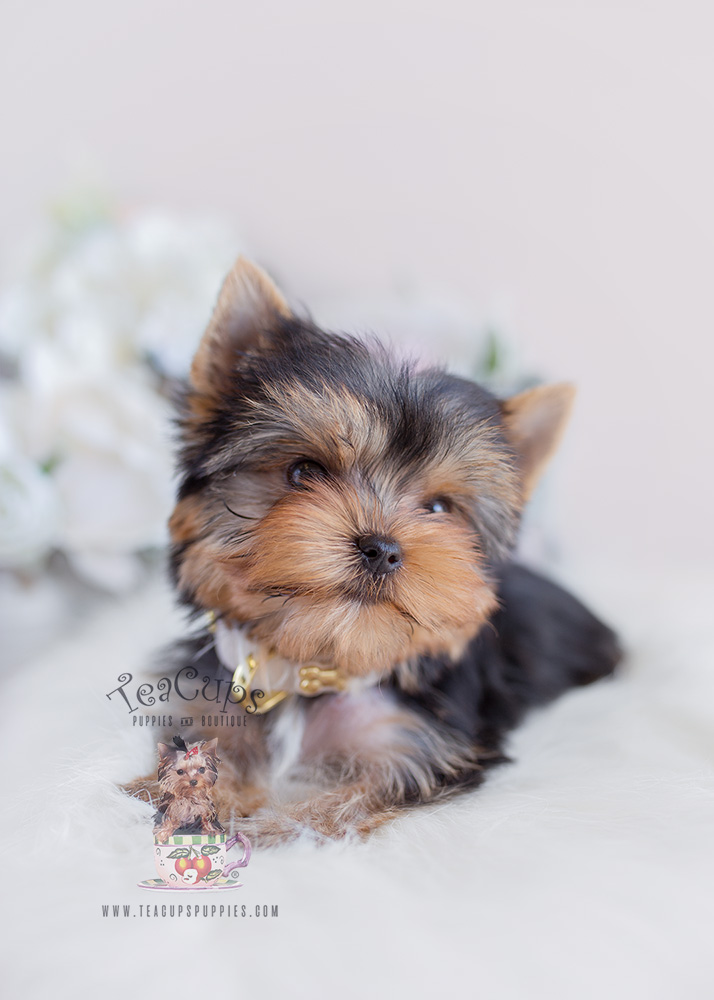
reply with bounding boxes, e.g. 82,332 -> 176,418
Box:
0,194 -> 242,593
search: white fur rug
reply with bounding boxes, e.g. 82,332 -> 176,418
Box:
4,563 -> 714,1000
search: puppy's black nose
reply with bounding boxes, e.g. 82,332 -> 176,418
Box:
189,779 -> 198,786
356,534 -> 403,576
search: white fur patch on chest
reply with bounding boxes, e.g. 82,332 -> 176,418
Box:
268,698 -> 308,782
300,687 -> 404,758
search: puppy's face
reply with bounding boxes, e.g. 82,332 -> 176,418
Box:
170,260 -> 573,676
157,740 -> 220,795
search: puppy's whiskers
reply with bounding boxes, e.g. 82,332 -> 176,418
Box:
223,500 -> 258,520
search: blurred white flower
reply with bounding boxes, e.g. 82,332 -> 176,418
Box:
0,208 -> 240,380
0,455 -> 61,569
0,195 -> 245,594
53,375 -> 175,588
3,354 -> 176,591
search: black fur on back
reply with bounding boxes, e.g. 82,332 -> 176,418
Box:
395,563 -> 621,755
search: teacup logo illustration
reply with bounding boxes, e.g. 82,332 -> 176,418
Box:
139,832 -> 251,891
134,737 -> 251,891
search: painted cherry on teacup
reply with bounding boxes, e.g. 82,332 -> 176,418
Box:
193,856 -> 212,880
150,832 -> 251,888
170,844 -> 220,883
174,855 -> 213,882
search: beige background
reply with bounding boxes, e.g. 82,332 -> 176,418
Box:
2,0 -> 713,571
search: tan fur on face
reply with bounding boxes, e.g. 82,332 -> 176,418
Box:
170,410 -> 514,674
169,495 -> 212,546
198,478 -> 496,673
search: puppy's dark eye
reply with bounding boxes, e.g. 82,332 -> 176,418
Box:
288,460 -> 328,487
198,766 -> 205,773
424,498 -> 451,514
176,768 -> 184,775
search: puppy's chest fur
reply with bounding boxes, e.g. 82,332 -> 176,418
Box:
268,688 -> 429,784
157,790 -> 216,825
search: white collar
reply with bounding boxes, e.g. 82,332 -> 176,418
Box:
211,619 -> 379,714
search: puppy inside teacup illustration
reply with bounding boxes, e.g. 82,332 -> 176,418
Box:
139,736 -> 251,891
153,736 -> 223,844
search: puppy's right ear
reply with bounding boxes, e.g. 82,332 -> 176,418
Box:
501,383 -> 575,501
157,742 -> 173,760
190,257 -> 291,395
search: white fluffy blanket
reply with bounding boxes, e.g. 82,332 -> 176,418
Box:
4,564 -> 714,999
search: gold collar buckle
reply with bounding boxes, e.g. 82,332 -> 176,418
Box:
213,615 -> 348,713
230,653 -> 290,715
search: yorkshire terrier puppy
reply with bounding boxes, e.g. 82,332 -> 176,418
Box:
153,736 -> 224,843
129,257 -> 620,846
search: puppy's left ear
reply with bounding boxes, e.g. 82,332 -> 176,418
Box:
200,738 -> 221,763
501,383 -> 575,500
190,256 -> 291,395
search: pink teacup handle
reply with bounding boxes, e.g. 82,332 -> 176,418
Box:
222,832 -> 251,877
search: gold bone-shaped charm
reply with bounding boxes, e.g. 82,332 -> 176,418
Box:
298,665 -> 347,696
